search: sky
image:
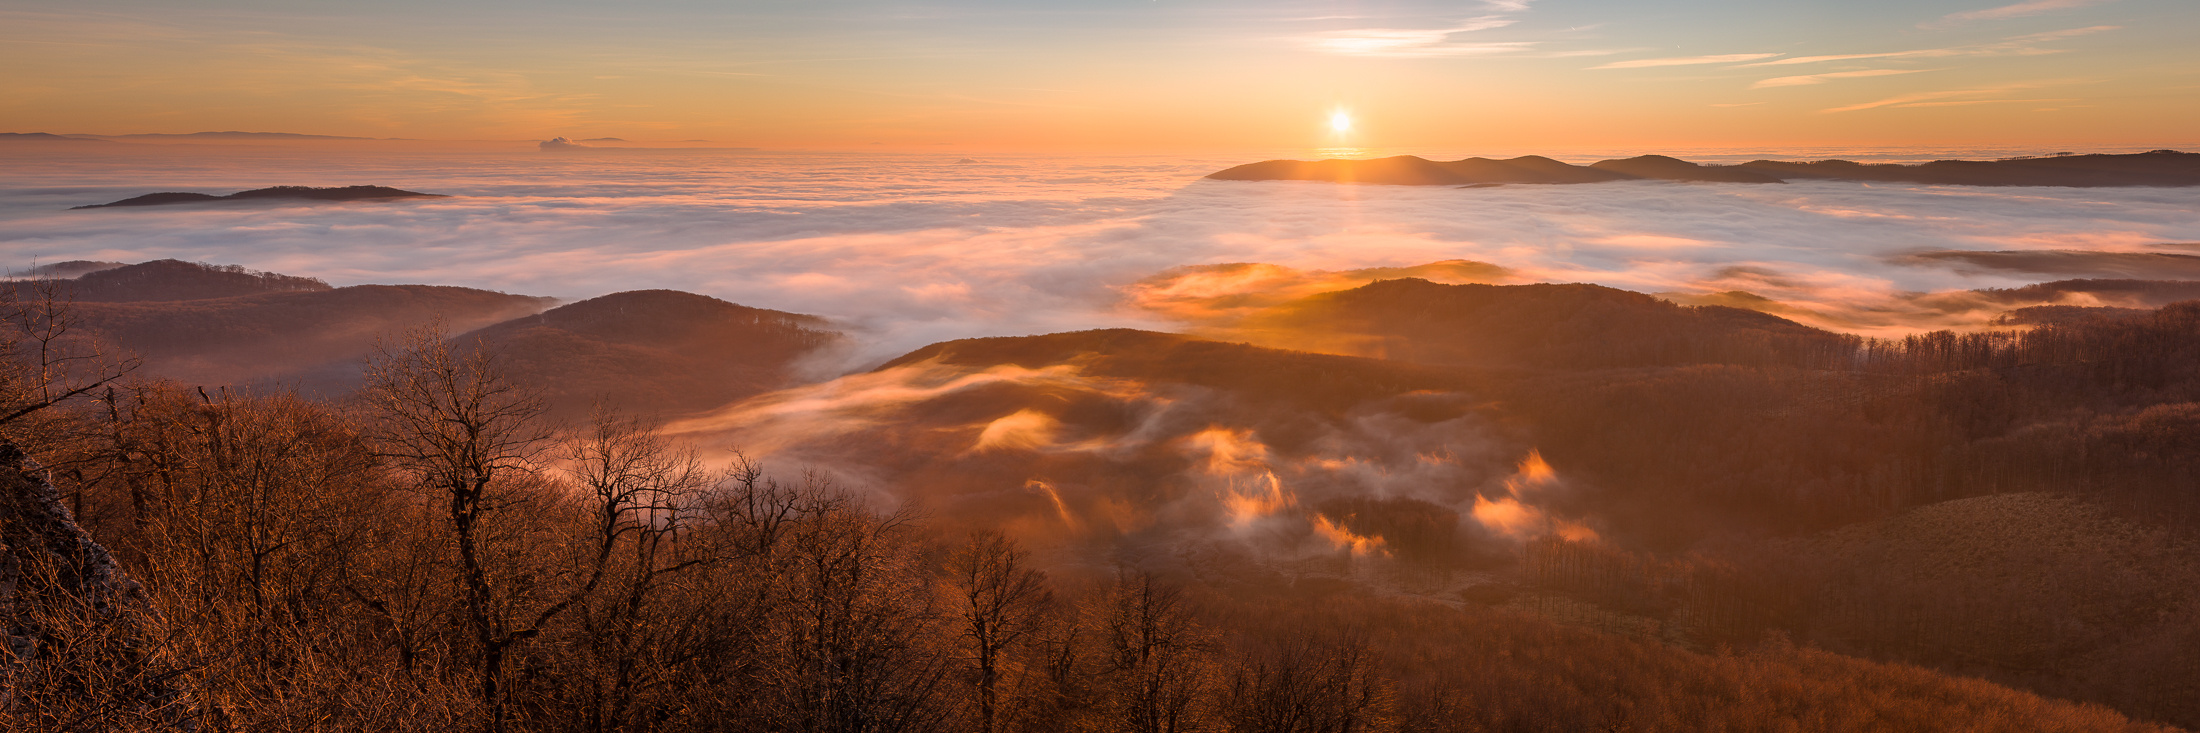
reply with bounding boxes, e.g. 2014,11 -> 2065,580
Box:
4,0 -> 2196,151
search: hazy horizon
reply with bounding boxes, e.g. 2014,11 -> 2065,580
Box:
6,145 -> 2198,369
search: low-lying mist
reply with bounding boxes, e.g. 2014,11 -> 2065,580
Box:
7,147 -> 2200,367
661,351 -> 1562,582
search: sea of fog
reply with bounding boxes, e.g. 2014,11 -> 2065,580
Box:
5,145 -> 2199,366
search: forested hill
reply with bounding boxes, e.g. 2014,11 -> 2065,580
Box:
1207,150 -> 2200,187
71,185 -> 446,209
460,289 -> 844,419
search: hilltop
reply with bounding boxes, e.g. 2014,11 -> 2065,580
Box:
18,259 -> 331,302
1207,150 -> 2200,187
459,289 -> 843,418
0,132 -> 106,143
1227,278 -> 1858,370
72,185 -> 447,209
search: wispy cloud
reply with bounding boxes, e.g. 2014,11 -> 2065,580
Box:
1744,51 -> 1948,67
1304,25 -> 1536,58
2005,24 -> 2122,42
1752,69 -> 1930,89
1298,0 -> 1542,58
1533,48 -> 1637,58
1735,25 -> 2116,70
1896,97 -> 2071,107
1923,0 -> 2119,29
1819,81 -> 2065,112
1591,53 -> 1780,70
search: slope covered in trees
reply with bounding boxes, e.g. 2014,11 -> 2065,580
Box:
73,283 -> 551,393
459,289 -> 843,419
9,259 -> 2200,730
11,354 -> 2176,732
26,258 -> 331,302
1231,278 -> 1859,370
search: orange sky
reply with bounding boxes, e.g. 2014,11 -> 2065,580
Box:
3,0 -> 2196,151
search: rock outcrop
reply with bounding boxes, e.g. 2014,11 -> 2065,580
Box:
0,443 -> 186,728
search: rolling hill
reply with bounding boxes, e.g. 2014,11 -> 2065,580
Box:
458,289 -> 843,419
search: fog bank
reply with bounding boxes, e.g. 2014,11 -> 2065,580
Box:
6,147 -> 2199,366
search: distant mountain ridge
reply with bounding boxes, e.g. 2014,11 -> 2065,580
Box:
0,132 -> 105,142
22,259 -> 331,302
73,185 -> 447,209
1208,150 -> 2200,187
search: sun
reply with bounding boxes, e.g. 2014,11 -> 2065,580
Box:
1330,110 -> 1352,134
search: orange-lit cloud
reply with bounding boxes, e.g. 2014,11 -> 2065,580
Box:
1471,451 -> 1598,542
971,409 -> 1062,453
1311,514 -> 1390,557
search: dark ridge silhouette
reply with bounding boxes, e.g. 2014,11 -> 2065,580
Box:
13,260 -> 125,279
0,132 -> 104,142
1208,150 -> 2200,187
1735,150 -> 2200,186
22,259 -> 331,302
1589,154 -> 1786,183
1898,250 -> 2200,279
1239,278 -> 1859,370
72,185 -> 447,209
76,284 -> 551,394
459,290 -> 843,418
540,137 -> 588,151
1207,155 -> 1633,186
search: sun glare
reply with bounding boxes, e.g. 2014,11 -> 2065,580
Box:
1329,110 -> 1352,134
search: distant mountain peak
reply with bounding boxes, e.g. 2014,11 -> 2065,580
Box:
72,185 -> 447,209
0,132 -> 106,142
1208,151 -> 2200,187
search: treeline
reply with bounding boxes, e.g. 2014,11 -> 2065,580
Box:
22,259 -> 333,303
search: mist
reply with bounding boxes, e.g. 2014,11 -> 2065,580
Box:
6,147 -> 2200,367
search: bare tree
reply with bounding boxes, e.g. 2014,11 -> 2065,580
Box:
947,530 -> 1054,733
553,406 -> 718,732
0,275 -> 137,442
1092,570 -> 1217,733
765,496 -> 953,733
1222,631 -> 1394,733
360,323 -> 552,733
